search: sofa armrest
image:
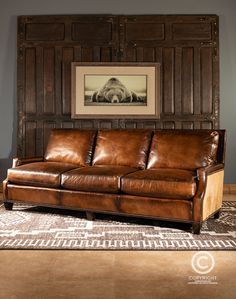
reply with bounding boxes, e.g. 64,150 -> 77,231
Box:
12,156 -> 44,168
198,163 -> 224,176
193,163 -> 224,223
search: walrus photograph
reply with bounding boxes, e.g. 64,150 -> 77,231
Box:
84,75 -> 147,106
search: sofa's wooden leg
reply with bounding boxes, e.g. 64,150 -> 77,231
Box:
192,222 -> 201,234
214,211 -> 220,219
4,202 -> 13,211
86,211 -> 95,221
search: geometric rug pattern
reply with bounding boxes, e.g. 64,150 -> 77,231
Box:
0,201 -> 235,250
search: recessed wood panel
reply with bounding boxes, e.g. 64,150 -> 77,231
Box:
193,47 -> 201,115
163,48 -> 174,114
62,48 -> 74,115
201,47 -> 213,113
143,48 -> 156,62
172,23 -> 212,40
25,48 -> 36,113
123,47 -> 136,62
201,121 -> 213,129
72,23 -> 112,41
125,23 -> 165,41
101,47 -> 112,62
25,121 -> 37,156
43,48 -> 55,114
163,122 -> 175,129
35,47 -> 44,114
182,48 -> 194,114
62,122 -> 74,128
182,122 -> 194,129
174,47 -> 182,115
26,23 -> 65,41
81,47 -> 93,61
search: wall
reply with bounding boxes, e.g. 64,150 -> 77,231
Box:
0,0 -> 235,183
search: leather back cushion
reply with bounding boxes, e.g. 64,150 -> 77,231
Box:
45,129 -> 96,166
147,130 -> 219,170
93,129 -> 152,169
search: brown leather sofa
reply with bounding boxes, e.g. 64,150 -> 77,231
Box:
3,129 -> 226,234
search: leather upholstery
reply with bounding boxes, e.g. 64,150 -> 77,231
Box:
58,190 -> 192,221
7,162 -> 77,188
118,194 -> 192,221
61,190 -> 119,212
61,165 -> 138,193
7,184 -> 60,205
4,129 -> 226,233
147,130 -> 219,170
45,129 -> 96,166
7,185 -> 192,221
93,129 -> 152,169
121,168 -> 196,199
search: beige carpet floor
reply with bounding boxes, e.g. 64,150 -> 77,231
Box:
0,193 -> 235,299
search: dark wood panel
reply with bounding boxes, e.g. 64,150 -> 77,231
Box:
36,47 -> 44,114
43,48 -> 55,114
80,120 -> 95,129
172,23 -> 212,40
72,22 -> 112,41
93,46 -> 101,62
182,121 -> 194,129
193,47 -> 201,115
125,23 -> 165,41
26,23 -> 65,41
174,47 -> 182,115
74,46 -> 82,61
62,47 -> 74,115
123,47 -> 136,62
17,15 -> 219,157
163,48 -> 174,114
201,47 -> 213,113
81,47 -> 93,61
25,48 -> 36,113
55,47 -> 63,115
25,121 -> 37,156
62,122 -> 74,128
101,47 -> 112,62
201,121 -> 213,129
99,120 -> 114,129
163,122 -> 175,129
182,47 -> 194,114
143,48 -> 155,62
124,121 -> 138,129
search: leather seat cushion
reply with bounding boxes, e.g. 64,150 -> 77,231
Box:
7,162 -> 77,188
61,166 -> 138,193
121,169 -> 197,199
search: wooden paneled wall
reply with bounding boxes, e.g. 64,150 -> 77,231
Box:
17,15 -> 219,157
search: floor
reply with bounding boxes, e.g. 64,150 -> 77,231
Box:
0,193 -> 235,299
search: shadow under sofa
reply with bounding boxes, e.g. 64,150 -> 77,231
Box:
3,128 -> 226,234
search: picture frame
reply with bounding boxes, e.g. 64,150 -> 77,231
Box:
71,62 -> 160,119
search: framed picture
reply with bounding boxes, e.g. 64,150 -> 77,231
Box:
71,62 -> 160,119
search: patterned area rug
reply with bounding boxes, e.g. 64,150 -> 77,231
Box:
0,201 -> 235,250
